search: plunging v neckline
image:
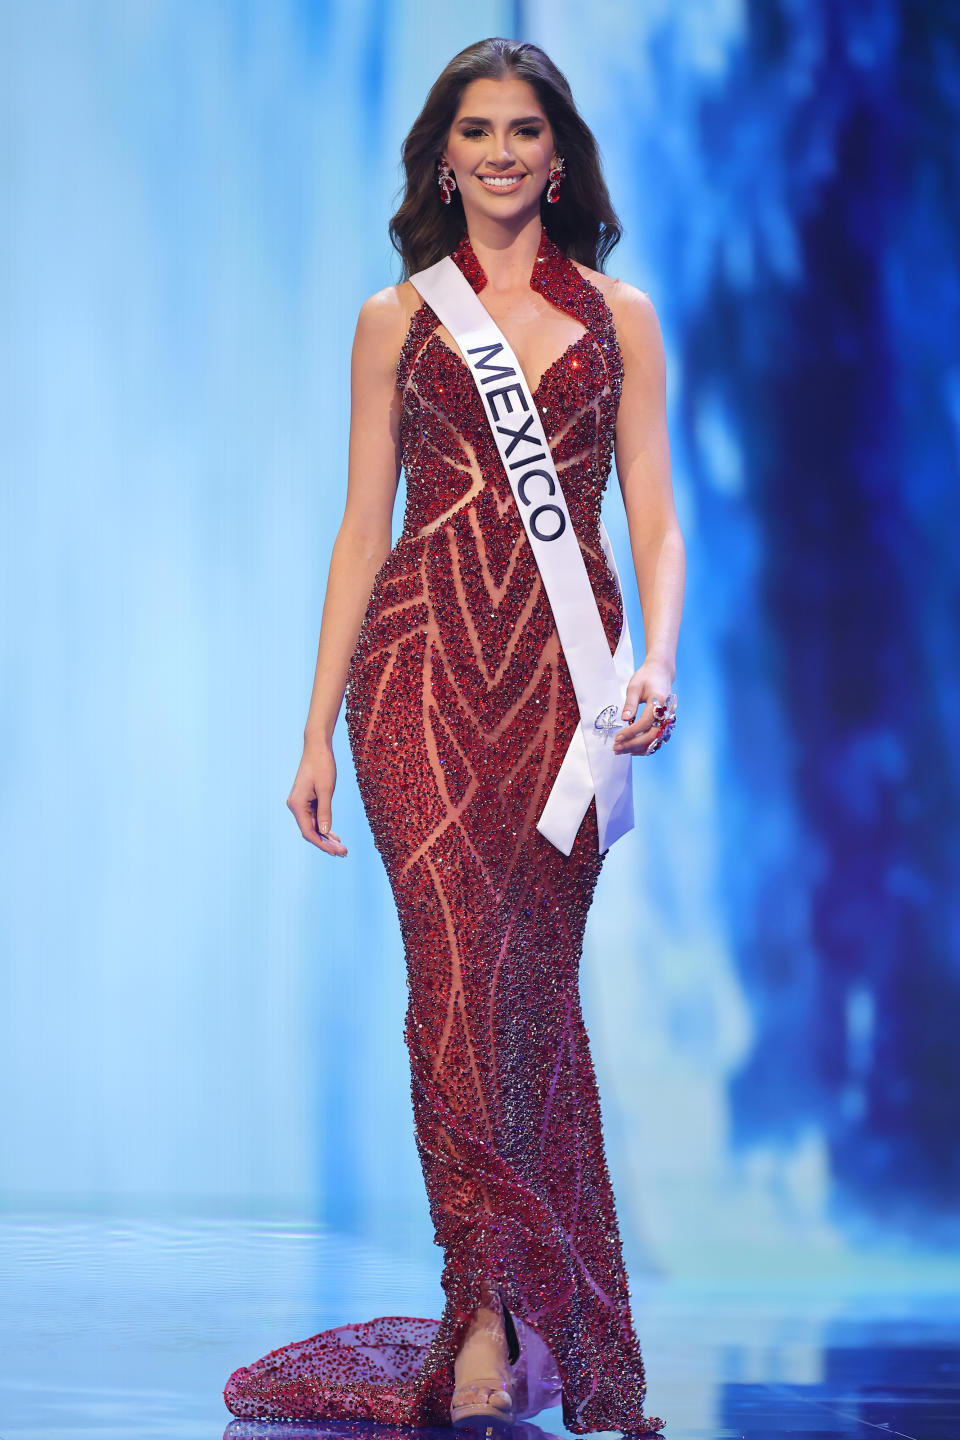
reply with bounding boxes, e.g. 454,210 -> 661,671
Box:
429,327 -> 596,404
433,227 -> 594,400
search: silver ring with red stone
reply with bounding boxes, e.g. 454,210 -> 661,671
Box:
647,691 -> 678,753
652,691 -> 678,723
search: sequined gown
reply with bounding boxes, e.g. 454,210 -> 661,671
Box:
223,229 -> 664,1436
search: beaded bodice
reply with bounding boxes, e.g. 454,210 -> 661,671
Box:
396,227 -> 624,544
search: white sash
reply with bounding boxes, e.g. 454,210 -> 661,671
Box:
408,254 -> 636,856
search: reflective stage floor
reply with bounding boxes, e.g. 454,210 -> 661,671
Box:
0,1212 -> 957,1440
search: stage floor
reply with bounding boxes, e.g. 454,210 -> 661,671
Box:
0,1211 -> 957,1440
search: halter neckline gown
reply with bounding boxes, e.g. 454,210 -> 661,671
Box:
224,227 -> 664,1437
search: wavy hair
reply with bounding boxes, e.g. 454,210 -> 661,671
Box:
389,38 -> 622,278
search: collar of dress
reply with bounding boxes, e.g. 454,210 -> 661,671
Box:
448,227 -> 575,302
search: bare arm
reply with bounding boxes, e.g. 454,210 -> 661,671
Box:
607,284 -> 686,756
286,285 -> 408,853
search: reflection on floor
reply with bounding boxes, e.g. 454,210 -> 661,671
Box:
0,1212 -> 957,1440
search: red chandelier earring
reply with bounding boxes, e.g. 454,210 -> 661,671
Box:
546,156 -> 565,204
437,158 -> 457,205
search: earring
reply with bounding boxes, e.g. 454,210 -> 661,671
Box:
437,158 -> 457,205
546,156 -> 565,204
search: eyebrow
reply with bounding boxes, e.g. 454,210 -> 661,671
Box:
455,115 -> 546,126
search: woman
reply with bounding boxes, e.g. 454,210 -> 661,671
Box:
225,36 -> 681,1438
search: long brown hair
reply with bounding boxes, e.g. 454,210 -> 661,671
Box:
389,38 -> 622,278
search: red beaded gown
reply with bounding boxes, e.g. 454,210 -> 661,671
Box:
223,228 -> 664,1436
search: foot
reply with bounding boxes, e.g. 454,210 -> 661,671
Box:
451,1303 -> 516,1427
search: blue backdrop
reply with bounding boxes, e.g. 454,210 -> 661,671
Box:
2,0 -> 958,1284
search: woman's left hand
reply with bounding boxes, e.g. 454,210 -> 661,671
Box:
612,660 -> 678,756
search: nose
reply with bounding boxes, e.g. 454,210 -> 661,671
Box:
489,135 -> 517,167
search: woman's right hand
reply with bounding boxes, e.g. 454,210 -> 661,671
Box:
286,738 -> 348,856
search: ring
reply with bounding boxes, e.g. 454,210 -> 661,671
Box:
652,691 -> 679,722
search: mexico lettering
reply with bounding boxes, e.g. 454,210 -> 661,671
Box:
466,340 -> 566,543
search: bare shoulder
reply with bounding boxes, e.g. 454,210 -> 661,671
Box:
355,283 -> 410,337
573,260 -> 661,344
579,267 -> 665,377
353,281 -> 421,372
570,257 -> 618,299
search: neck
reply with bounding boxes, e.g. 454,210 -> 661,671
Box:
463,212 -> 543,292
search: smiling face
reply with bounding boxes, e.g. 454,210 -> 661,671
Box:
441,75 -> 557,223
